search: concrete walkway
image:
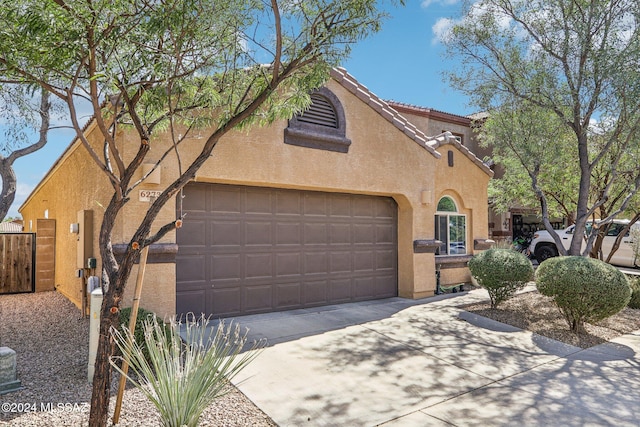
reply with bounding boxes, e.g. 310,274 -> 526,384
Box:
226,288 -> 640,426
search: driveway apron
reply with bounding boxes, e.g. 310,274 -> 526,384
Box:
226,289 -> 640,426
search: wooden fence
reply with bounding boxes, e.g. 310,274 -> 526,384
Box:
0,233 -> 35,294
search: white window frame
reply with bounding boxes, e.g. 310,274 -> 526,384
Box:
435,197 -> 467,256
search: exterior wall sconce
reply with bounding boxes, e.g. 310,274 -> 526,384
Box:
421,190 -> 432,205
142,163 -> 161,185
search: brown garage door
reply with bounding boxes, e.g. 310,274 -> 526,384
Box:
176,183 -> 397,317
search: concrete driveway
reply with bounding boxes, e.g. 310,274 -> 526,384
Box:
227,288 -> 640,426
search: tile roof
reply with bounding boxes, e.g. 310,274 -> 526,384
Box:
330,68 -> 494,177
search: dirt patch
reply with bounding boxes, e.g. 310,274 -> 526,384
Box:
461,289 -> 640,348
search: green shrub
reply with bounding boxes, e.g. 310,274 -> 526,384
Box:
536,256 -> 631,333
627,276 -> 640,309
468,248 -> 534,308
118,307 -> 168,366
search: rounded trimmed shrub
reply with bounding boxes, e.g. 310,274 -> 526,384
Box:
627,276 -> 640,309
468,248 -> 534,308
535,256 -> 631,333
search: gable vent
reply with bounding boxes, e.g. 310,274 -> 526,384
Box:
297,94 -> 339,128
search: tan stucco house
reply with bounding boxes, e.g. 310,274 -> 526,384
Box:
20,68 -> 493,319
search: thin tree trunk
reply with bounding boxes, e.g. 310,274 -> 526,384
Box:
571,131 -> 591,256
0,159 -> 16,220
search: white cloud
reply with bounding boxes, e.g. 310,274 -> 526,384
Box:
432,17 -> 457,44
421,0 -> 460,8
431,1 -> 516,45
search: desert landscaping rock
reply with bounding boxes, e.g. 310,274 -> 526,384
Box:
0,291 -> 275,426
462,288 -> 640,349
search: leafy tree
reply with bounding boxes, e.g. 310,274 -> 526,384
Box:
479,100 -> 579,252
0,0 -> 400,425
0,85 -> 53,220
445,0 -> 640,256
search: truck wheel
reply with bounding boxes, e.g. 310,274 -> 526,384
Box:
535,245 -> 558,263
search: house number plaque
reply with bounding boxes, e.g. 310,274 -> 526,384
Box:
139,190 -> 162,202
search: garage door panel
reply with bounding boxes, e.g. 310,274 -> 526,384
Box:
211,288 -> 242,317
304,223 -> 328,245
245,190 -> 272,214
176,255 -> 205,281
177,183 -> 397,317
176,290 -> 207,317
304,252 -> 328,274
276,222 -> 301,245
212,188 -> 242,213
375,199 -> 396,218
354,224 -> 375,245
376,276 -> 397,297
276,191 -> 302,215
276,283 -> 301,308
376,224 -> 394,244
353,198 -> 374,218
182,185 -> 207,211
376,250 -> 396,270
180,220 -> 207,247
304,193 -> 328,216
354,251 -> 374,271
330,223 -> 351,244
211,254 -> 241,280
329,278 -> 353,302
276,252 -> 301,276
304,280 -> 328,304
330,252 -> 352,273
245,253 -> 273,279
354,276 -> 376,298
244,285 -> 273,312
330,196 -> 352,217
246,221 -> 272,246
211,220 -> 242,246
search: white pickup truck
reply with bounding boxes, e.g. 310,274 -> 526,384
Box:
528,219 -> 640,267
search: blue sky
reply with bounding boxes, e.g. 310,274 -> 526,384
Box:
8,0 -> 468,218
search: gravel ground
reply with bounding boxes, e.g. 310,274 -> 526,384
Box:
462,288 -> 640,348
3,288 -> 639,426
0,291 -> 275,427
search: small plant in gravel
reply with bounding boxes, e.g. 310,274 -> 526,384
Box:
468,248 -> 534,309
536,256 -> 632,333
110,314 -> 265,427
627,276 -> 640,309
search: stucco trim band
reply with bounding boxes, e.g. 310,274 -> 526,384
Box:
284,127 -> 352,153
112,243 -> 179,264
474,238 -> 495,250
435,255 -> 472,269
413,239 -> 442,253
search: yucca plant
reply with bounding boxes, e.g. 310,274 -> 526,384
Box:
110,313 -> 264,427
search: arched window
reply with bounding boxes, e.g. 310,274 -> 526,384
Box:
284,87 -> 351,153
435,196 -> 467,255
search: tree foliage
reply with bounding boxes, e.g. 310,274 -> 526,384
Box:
445,0 -> 640,256
0,0 -> 400,425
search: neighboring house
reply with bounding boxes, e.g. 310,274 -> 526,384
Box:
19,68 -> 493,319
0,220 -> 23,233
388,103 -> 516,242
